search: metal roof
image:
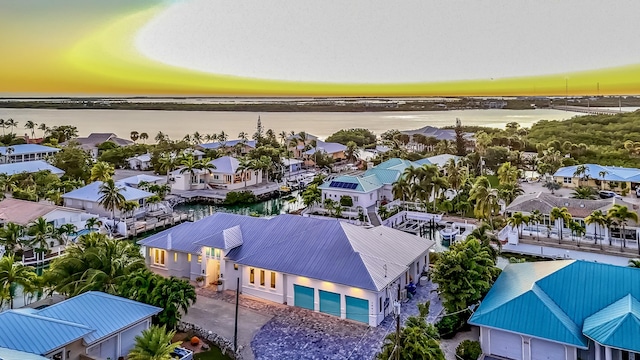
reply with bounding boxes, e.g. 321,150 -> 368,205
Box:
469,261 -> 640,351
421,154 -> 461,167
304,141 -> 347,155
199,140 -> 256,150
37,291 -> 161,345
318,174 -> 382,193
505,192 -> 638,219
0,161 -> 64,176
61,181 -> 153,202
0,347 -> 49,360
209,156 -> 240,174
583,294 -> 640,352
554,164 -> 640,183
118,174 -> 164,186
0,144 -> 60,156
0,310 -> 92,355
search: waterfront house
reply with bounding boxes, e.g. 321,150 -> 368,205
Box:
505,192 -> 640,245
118,174 -> 165,188
0,198 -> 93,228
170,155 -> 263,191
199,139 -> 257,156
303,140 -> 347,165
282,158 -> 304,177
287,133 -> 320,158
469,260 -> 640,360
62,181 -> 153,219
138,213 -> 434,326
0,144 -> 60,164
0,291 -> 161,360
0,160 -> 64,177
70,133 -> 133,158
127,153 -> 152,170
554,164 -> 640,193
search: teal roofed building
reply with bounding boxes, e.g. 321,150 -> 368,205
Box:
469,260 -> 640,360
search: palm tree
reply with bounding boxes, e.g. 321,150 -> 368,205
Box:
607,204 -> 639,252
585,210 -> 607,248
629,259 -> 640,268
28,217 -> 54,253
0,119 -> 4,136
192,131 -> 203,145
236,157 -> 253,188
392,177 -> 410,204
98,179 -> 126,224
431,173 -> 449,212
121,200 -> 140,226
130,131 -> 140,143
345,141 -> 358,163
84,217 -> 102,231
238,131 -> 248,143
4,119 -> 17,135
573,164 -> 588,187
497,162 -> 519,186
56,223 -> 78,246
598,170 -> 609,190
529,210 -> 543,241
301,184 -> 322,207
279,131 -> 288,144
128,325 -> 181,360
140,132 -> 149,143
469,176 -> 499,227
155,131 -> 167,143
24,120 -> 37,139
90,161 -> 115,182
0,222 -> 25,255
571,186 -> 597,199
158,153 -> 179,184
0,256 -> 37,309
550,207 -> 572,244
445,159 -> 466,210
506,212 -> 528,237
37,123 -> 48,138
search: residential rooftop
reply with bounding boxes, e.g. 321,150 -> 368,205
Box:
0,160 -> 64,176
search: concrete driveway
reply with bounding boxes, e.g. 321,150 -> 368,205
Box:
183,295 -> 273,360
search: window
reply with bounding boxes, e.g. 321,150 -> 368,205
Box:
250,268 -> 255,284
417,261 -> 420,274
563,177 -> 572,184
174,253 -> 178,262
154,249 -> 165,265
197,255 -> 202,263
379,297 -> 382,312
405,272 -> 408,284
225,175 -> 232,183
246,171 -> 251,180
214,248 -> 221,259
270,272 -> 276,289
260,270 -> 265,286
214,175 -> 219,180
353,196 -> 359,202
188,254 -> 192,262
234,264 -> 239,270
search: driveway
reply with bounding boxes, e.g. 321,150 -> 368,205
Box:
182,295 -> 273,360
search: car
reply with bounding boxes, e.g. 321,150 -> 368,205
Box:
599,190 -> 622,199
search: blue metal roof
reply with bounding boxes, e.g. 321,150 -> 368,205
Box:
554,164 -> 640,182
210,156 -> 240,174
470,261 -> 640,351
118,174 -> 164,186
0,310 -> 92,355
0,144 -> 59,156
61,181 -> 153,202
0,161 -> 64,176
0,347 -> 49,360
36,291 -> 161,345
583,294 -> 640,352
199,140 -> 256,150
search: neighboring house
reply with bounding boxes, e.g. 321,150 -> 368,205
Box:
415,154 -> 461,168
0,291 -> 161,360
118,174 -> 165,189
0,198 -> 92,229
127,153 -> 151,170
318,174 -> 383,209
70,133 -> 133,158
182,148 -> 205,160
170,156 -> 263,191
505,192 -> 640,241
0,144 -> 60,164
0,347 -> 48,360
401,126 -> 474,152
283,158 -> 303,176
199,140 -> 256,155
0,160 -> 64,177
138,213 -> 434,326
303,141 -> 347,165
287,133 -> 320,158
554,164 -> 640,192
469,260 -> 640,360
62,181 -> 153,219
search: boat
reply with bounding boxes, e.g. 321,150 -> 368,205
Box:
279,185 -> 291,192
439,222 -> 460,246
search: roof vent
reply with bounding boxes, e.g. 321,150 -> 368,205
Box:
564,202 -> 569,206
580,204 -> 585,208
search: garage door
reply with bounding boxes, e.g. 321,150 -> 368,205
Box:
345,296 -> 369,324
121,321 -> 148,355
294,284 -> 314,310
319,290 -> 341,317
490,329 -> 523,360
530,338 -> 566,360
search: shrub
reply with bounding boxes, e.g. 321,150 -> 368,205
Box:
435,313 -> 462,339
455,340 -> 482,360
224,191 -> 257,205
340,195 -> 353,207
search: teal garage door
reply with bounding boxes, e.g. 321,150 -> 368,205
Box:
345,296 -> 369,324
294,284 -> 314,310
319,290 -> 341,317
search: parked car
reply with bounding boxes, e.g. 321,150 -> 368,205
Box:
599,190 -> 622,199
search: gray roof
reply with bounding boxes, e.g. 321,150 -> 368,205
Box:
71,133 -> 133,147
61,181 -> 153,202
401,126 -> 473,141
304,141 -> 347,155
210,156 -> 240,174
140,213 -> 434,291
506,192 -> 638,218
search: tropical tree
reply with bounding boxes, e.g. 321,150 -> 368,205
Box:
27,217 -> 55,253
98,179 -> 126,224
158,153 -> 179,184
629,259 -> 640,268
301,184 -> 322,208
0,223 -> 25,255
345,141 -> 358,163
598,170 -> 609,190
569,220 -> 585,246
573,164 -> 588,187
392,177 -> 411,204
56,223 -> 78,247
121,200 -> 140,225
445,159 -> 466,210
149,276 -> 197,328
85,217 -> 102,231
130,131 -> 140,143
432,238 -> 500,313
236,157 -> 254,188
38,123 -> 48,138
0,256 -> 37,309
498,182 -> 524,205
607,205 -> 639,252
585,210 -> 607,247
128,325 -> 181,360
4,119 -> 17,135
377,323 -> 444,360
571,186 -> 597,199
506,212 -> 529,237
469,176 -> 499,227
90,161 -> 115,182
550,207 -> 572,244
140,132 -> 149,143
544,181 -> 561,195
25,120 -> 37,139
529,210 -> 543,241
497,162 -> 519,186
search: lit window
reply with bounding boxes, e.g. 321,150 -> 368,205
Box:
234,264 -> 239,271
174,253 -> 178,262
188,254 -> 192,262
249,269 -> 255,284
154,249 -> 165,265
260,270 -> 265,286
270,272 -> 276,289
197,256 -> 202,263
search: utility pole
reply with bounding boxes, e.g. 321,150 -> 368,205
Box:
234,277 -> 240,353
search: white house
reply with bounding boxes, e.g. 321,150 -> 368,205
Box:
0,160 -> 65,177
62,181 -> 153,219
0,144 -> 60,164
469,260 -> 640,360
118,174 -> 165,189
170,156 -> 263,191
127,153 -> 152,170
138,213 -> 434,327
70,133 -> 133,158
0,198 -> 94,229
0,291 -> 161,360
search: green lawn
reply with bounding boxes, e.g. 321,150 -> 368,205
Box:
193,347 -> 232,360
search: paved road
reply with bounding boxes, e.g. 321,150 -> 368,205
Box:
183,295 -> 273,360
